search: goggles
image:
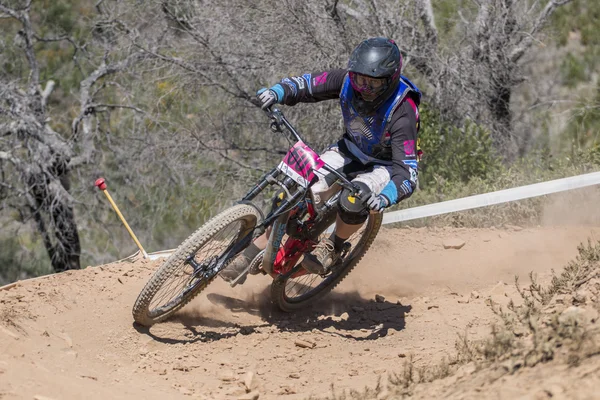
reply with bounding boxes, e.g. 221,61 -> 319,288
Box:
349,72 -> 389,96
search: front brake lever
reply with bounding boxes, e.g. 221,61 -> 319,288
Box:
270,120 -> 283,133
268,107 -> 284,133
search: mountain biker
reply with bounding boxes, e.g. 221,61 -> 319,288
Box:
221,37 -> 421,285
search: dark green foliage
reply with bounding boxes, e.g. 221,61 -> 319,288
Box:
418,104 -> 500,188
553,0 -> 600,47
562,83 -> 600,150
550,1 -> 600,154
0,236 -> 52,286
43,1 -> 76,33
395,145 -> 600,229
560,53 -> 588,88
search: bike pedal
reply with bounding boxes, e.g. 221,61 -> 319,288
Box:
229,265 -> 252,288
340,242 -> 352,257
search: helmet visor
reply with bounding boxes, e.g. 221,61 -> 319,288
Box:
349,72 -> 389,98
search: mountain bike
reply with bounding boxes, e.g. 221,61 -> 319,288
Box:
132,107 -> 382,326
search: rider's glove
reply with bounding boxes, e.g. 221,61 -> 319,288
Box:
257,84 -> 284,109
365,192 -> 390,213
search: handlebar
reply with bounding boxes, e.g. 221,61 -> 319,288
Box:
264,106 -> 303,143
262,106 -> 367,200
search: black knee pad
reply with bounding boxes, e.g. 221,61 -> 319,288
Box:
337,181 -> 370,225
337,205 -> 369,225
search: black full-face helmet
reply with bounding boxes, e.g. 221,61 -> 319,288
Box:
347,37 -> 403,115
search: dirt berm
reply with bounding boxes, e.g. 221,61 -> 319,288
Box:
1,225 -> 599,399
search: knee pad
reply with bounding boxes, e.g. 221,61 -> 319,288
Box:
337,181 -> 370,225
337,205 -> 369,225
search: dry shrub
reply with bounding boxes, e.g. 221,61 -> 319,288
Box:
311,240 -> 599,399
473,240 -> 600,372
307,379 -> 383,400
322,239 -> 600,399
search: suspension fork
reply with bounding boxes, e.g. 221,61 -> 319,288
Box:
187,169 -> 295,279
242,168 -> 280,201
242,169 -> 309,228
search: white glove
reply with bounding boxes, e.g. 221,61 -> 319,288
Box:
257,88 -> 278,109
365,192 -> 390,213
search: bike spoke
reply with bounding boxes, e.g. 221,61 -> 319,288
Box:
148,221 -> 242,314
151,264 -> 195,309
281,221 -> 368,303
285,274 -> 320,298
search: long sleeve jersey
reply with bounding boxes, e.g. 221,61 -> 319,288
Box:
274,68 -> 420,203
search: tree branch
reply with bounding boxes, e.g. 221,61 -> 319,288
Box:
369,0 -> 388,37
0,4 -> 20,20
3,4 -> 39,90
336,3 -> 368,22
0,150 -> 20,166
41,80 -> 55,109
93,104 -> 146,114
95,0 -> 106,13
510,0 -> 573,62
33,33 -> 82,63
327,0 -> 351,53
135,43 -> 256,104
0,122 -> 12,136
71,52 -> 143,136
33,34 -> 74,44
475,0 -> 490,38
416,0 -> 438,48
189,130 -> 267,173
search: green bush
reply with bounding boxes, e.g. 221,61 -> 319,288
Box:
418,104 -> 501,188
44,2 -> 76,33
394,146 -> 600,228
0,235 -> 52,286
560,53 -> 588,88
552,0 -> 600,47
561,82 -> 600,150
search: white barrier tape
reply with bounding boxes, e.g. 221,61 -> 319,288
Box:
3,170 -> 597,286
147,249 -> 176,260
145,171 -> 600,260
383,171 -> 600,225
114,249 -> 173,262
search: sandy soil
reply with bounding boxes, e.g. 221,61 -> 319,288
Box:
1,222 -> 599,400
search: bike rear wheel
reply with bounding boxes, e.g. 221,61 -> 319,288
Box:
132,203 -> 261,326
270,212 -> 382,312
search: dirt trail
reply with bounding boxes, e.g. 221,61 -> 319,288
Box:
1,225 -> 598,400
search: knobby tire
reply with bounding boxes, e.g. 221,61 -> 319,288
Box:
270,212 -> 383,312
132,203 -> 262,326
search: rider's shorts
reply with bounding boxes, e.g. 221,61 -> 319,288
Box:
311,145 -> 391,207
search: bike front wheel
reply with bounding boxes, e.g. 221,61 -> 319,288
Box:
132,203 -> 262,326
270,212 -> 383,312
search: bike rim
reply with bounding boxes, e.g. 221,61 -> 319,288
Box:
147,220 -> 245,318
281,218 -> 370,303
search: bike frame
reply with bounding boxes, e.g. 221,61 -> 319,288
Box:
238,107 -> 366,278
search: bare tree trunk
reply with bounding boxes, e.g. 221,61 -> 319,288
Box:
0,1 -> 146,274
28,173 -> 81,272
489,84 -> 514,153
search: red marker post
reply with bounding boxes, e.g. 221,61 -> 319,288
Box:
95,177 -> 149,259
